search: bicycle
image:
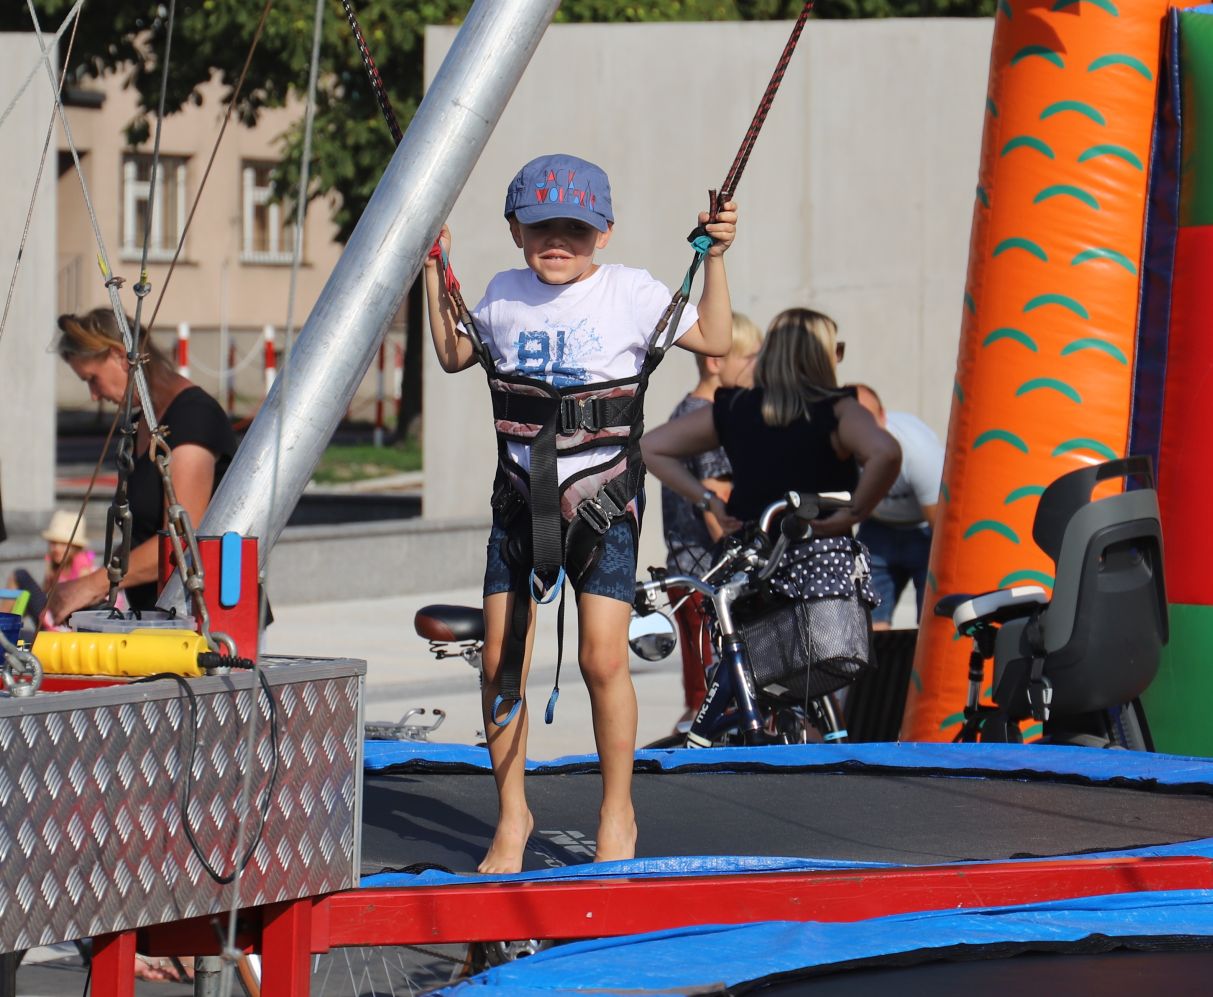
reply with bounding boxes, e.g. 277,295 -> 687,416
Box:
631,490 -> 869,749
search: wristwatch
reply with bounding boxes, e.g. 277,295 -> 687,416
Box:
694,489 -> 714,512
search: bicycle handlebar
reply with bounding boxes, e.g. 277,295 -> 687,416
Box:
757,490 -> 852,534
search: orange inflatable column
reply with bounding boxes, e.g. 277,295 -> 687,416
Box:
903,2 -> 1195,741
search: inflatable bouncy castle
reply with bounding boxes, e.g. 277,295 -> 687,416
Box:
905,1 -> 1213,754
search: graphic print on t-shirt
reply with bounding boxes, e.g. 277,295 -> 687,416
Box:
515,321 -> 600,387
473,265 -> 698,483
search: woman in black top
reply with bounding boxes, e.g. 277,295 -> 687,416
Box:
48,308 -> 238,619
643,308 -> 901,538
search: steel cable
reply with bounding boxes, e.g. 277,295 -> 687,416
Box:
219,0 -> 325,991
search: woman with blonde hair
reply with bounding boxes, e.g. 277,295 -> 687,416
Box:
47,308 -> 238,622
643,306 -> 900,538
659,311 -> 766,725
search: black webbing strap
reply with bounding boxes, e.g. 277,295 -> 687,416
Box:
527,408 -> 565,592
491,564 -> 532,728
491,390 -> 639,435
1024,611 -> 1052,722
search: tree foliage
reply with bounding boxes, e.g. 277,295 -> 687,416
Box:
4,0 -> 993,242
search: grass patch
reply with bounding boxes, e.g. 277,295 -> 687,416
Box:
312,439 -> 422,484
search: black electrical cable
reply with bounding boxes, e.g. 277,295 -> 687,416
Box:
136,671 -> 280,885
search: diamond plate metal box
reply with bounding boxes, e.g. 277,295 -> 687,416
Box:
0,656 -> 365,952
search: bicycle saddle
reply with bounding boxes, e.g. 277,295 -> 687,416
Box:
935,586 -> 1048,633
414,604 -> 485,642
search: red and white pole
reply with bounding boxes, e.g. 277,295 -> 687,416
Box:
263,325 -> 277,394
226,342 -> 237,415
176,323 -> 190,378
374,340 -> 387,447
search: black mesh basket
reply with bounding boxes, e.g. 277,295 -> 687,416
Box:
737,594 -> 874,701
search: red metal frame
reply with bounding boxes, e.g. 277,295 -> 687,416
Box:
87,854 -> 1213,997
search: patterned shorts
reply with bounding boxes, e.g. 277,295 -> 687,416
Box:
483,518 -> 638,605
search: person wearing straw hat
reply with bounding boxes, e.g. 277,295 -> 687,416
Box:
5,509 -> 98,628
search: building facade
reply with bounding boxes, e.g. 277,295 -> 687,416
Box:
55,71 -> 401,419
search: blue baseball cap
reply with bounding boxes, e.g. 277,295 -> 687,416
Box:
503,154 -> 614,232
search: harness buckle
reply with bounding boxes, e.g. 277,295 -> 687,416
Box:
578,488 -> 626,536
558,397 -> 599,435
578,499 -> 612,535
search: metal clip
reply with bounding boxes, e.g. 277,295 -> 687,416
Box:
578,500 -> 611,535
1027,675 -> 1052,723
558,397 -> 599,435
578,488 -> 625,536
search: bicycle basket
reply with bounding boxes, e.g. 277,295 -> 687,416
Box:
738,593 -> 874,701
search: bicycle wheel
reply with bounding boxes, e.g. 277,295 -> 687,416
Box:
237,944 -> 474,995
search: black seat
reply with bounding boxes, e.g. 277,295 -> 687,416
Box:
414,604 -> 485,643
939,457 -> 1167,745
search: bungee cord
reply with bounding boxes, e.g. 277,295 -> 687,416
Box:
340,0 -> 491,367
650,0 -> 814,355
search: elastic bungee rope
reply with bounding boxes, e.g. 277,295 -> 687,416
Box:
340,0 -> 491,368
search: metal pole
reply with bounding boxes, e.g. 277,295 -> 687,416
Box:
159,0 -> 559,610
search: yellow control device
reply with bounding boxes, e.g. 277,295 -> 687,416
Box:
32,629 -> 209,677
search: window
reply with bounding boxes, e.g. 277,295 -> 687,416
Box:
121,154 -> 187,261
241,162 -> 298,265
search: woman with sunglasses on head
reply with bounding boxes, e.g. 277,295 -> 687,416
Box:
642,307 -> 901,541
47,308 -> 238,626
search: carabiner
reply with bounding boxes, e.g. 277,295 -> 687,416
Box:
529,566 -> 565,605
491,694 -> 523,728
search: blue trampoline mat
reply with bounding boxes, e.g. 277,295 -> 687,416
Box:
360,741 -> 1213,887
435,889 -> 1213,994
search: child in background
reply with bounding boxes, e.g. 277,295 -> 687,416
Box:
424,153 -> 738,873
659,312 -> 763,725
5,509 -> 96,629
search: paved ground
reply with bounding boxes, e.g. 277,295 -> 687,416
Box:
262,582 -> 920,758
263,584 -> 693,758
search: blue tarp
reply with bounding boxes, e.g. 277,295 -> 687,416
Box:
435,889 -> 1213,994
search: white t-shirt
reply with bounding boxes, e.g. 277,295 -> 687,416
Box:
871,410 -> 945,525
471,263 -> 698,483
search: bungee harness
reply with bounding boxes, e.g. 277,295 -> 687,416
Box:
342,0 -> 815,727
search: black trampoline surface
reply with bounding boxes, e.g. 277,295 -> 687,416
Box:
360,768 -> 1213,875
741,946 -> 1213,995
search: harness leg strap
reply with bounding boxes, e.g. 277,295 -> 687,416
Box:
492,566 -> 532,728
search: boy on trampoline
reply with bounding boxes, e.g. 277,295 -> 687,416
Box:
424,153 -> 738,873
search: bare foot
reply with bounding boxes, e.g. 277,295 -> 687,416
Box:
478,809 -> 534,874
594,805 -> 637,863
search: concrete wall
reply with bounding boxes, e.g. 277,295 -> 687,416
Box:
0,35 -> 57,535
423,18 -> 993,570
